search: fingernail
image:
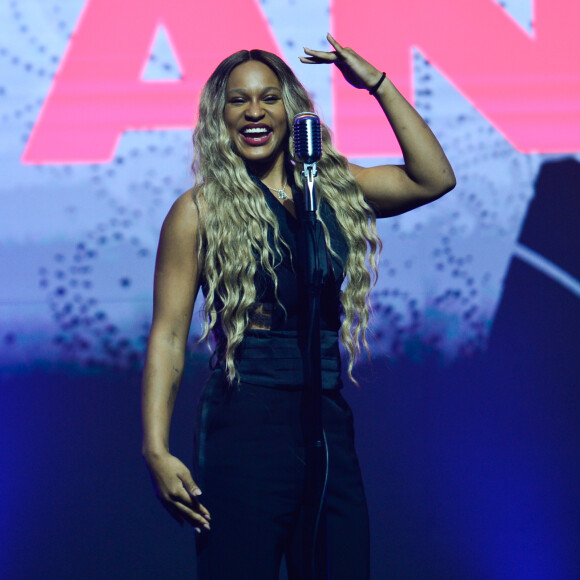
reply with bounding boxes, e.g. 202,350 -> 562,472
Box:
203,523 -> 211,530
192,488 -> 202,496
194,527 -> 201,534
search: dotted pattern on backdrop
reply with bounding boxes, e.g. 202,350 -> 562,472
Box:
364,49 -> 540,362
1,0 -> 576,369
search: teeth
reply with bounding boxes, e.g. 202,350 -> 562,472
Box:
243,127 -> 268,134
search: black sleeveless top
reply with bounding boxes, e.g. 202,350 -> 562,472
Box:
249,175 -> 348,332
204,175 -> 349,389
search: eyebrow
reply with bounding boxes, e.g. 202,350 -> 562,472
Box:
227,86 -> 282,95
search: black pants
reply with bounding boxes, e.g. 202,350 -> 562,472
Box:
194,370 -> 370,580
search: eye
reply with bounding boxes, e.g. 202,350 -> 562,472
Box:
263,94 -> 281,103
228,97 -> 245,105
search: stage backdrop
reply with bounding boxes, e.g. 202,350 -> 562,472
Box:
1,1 -> 579,578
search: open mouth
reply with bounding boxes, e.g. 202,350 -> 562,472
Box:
240,125 -> 272,146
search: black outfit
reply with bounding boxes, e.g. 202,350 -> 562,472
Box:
194,178 -> 370,579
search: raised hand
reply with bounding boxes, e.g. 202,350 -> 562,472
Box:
300,33 -> 384,91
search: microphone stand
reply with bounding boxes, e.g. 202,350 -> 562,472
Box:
300,160 -> 329,580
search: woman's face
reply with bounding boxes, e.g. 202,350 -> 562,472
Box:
223,60 -> 288,167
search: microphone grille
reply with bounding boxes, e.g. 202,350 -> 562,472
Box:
293,112 -> 322,164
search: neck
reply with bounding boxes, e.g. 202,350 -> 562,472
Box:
246,155 -> 286,187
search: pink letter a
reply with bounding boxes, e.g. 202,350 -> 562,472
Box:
22,0 -> 281,164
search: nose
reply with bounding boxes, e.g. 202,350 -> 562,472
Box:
245,98 -> 265,120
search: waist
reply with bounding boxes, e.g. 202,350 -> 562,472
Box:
216,329 -> 343,390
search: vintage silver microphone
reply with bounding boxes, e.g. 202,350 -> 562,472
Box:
293,111 -> 329,580
293,112 -> 322,212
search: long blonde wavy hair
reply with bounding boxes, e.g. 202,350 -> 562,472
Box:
192,49 -> 381,383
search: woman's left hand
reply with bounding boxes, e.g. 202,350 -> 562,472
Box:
300,33 -> 383,92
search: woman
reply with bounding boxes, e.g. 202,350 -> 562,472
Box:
142,34 -> 455,579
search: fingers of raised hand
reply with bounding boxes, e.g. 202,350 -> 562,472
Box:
324,33 -> 359,62
300,35 -> 374,89
299,46 -> 338,64
326,32 -> 342,51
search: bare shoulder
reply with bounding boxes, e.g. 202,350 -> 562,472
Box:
164,187 -> 202,228
155,187 -> 207,268
160,186 -> 210,246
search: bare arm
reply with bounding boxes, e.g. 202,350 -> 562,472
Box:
141,188 -> 210,530
301,34 -> 456,217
